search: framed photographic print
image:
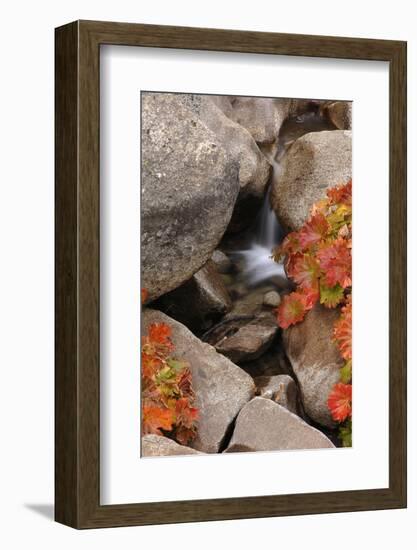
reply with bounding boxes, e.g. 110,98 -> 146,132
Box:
55,20 -> 407,528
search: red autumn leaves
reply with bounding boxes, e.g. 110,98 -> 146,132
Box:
327,382 -> 352,423
141,320 -> 199,445
333,296 -> 352,361
274,181 -> 352,434
275,181 -> 352,330
328,296 -> 352,423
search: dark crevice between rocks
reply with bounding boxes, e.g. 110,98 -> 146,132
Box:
306,418 -> 341,447
218,414 -> 239,453
275,340 -> 309,422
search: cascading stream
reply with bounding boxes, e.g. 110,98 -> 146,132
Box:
233,109 -> 335,288
234,145 -> 286,286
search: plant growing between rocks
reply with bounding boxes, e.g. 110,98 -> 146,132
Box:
273,180 -> 352,445
141,290 -> 199,445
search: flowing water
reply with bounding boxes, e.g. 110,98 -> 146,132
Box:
234,144 -> 286,286
234,110 -> 336,287
235,192 -> 285,286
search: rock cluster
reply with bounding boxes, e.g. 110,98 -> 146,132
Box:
270,130 -> 352,231
142,309 -> 255,453
141,93 -> 352,457
141,93 -> 240,300
224,398 -> 334,452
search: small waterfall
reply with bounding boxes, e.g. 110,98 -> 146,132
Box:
235,188 -> 286,286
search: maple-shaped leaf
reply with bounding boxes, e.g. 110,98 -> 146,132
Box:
319,282 -> 344,308
276,291 -> 313,329
141,288 -> 149,304
317,239 -> 352,288
148,322 -> 174,351
142,405 -> 174,435
326,180 -> 352,206
291,253 -> 321,292
327,382 -> 352,422
298,213 -> 329,250
141,350 -> 164,379
334,297 -> 352,360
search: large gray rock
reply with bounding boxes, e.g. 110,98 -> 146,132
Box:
141,93 -> 240,300
224,397 -> 334,452
142,435 -> 203,457
154,260 -> 232,332
323,101 -> 352,130
283,304 -> 343,428
178,94 -> 272,232
218,96 -> 293,145
271,130 -> 352,230
142,309 -> 255,453
254,374 -> 298,414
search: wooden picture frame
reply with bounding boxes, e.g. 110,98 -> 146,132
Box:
55,20 -> 407,529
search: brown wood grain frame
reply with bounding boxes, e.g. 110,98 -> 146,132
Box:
55,20 -> 407,529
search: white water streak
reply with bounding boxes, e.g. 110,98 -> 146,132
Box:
236,183 -> 286,286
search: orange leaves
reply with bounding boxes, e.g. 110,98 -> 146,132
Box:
290,253 -> 321,293
148,322 -> 173,349
334,297 -> 352,360
327,180 -> 352,207
142,406 -> 174,435
327,383 -> 352,422
141,321 -> 198,445
275,181 -> 352,332
298,213 -> 329,249
141,288 -> 149,304
316,239 -> 352,289
273,181 -> 353,439
276,291 -> 314,329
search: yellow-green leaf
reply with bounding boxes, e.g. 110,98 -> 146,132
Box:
319,282 -> 344,308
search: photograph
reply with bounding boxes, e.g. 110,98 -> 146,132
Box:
140,91 -> 352,457
0,0 -> 410,542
